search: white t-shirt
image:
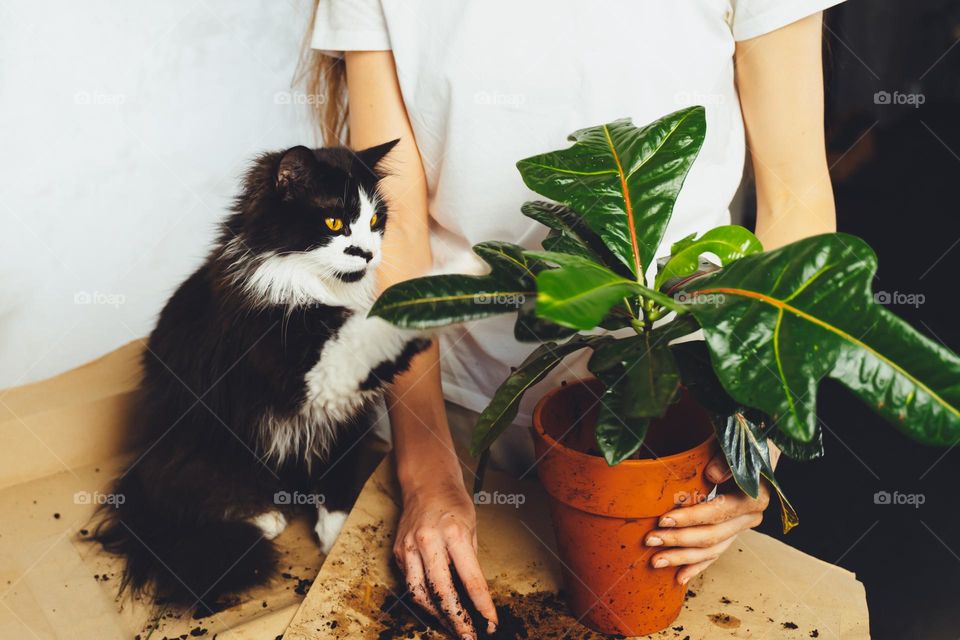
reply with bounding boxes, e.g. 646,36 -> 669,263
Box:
312,0 -> 843,426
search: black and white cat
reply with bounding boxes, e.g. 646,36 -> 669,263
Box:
91,141 -> 429,615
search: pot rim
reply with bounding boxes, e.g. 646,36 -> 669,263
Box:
531,378 -> 716,466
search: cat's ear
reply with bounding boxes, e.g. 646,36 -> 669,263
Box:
276,146 -> 316,200
355,138 -> 400,179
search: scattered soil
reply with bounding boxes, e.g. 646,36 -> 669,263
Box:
191,596 -> 239,619
375,589 -> 619,639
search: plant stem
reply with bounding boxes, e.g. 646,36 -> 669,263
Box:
641,297 -> 655,332
472,448 -> 490,496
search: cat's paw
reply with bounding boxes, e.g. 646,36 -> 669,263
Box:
249,511 -> 287,540
314,505 -> 348,554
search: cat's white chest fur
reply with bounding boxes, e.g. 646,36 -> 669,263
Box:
261,301 -> 417,465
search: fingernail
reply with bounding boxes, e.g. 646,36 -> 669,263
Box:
706,463 -> 724,482
462,635 -> 474,640
653,558 -> 669,568
659,516 -> 676,528
646,536 -> 663,547
679,574 -> 691,585
487,621 -> 497,634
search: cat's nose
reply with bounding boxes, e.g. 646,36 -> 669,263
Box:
343,245 -> 373,263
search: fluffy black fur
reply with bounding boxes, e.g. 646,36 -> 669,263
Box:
90,141 -> 427,615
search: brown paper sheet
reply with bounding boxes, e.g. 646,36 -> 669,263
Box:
0,342 -> 869,639
284,456 -> 869,639
0,342 -> 325,639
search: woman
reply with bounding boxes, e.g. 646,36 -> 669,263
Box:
307,1 -> 841,637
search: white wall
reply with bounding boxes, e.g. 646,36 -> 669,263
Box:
0,0 -> 321,388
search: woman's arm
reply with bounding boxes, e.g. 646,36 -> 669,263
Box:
345,51 -> 498,639
644,12 -> 834,584
739,12 -> 837,248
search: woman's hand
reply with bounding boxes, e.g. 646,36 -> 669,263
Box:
645,448 -> 777,585
394,474 -> 498,640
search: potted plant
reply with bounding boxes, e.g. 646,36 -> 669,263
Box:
370,106 -> 960,635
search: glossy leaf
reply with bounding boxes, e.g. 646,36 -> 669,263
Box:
679,233 -> 960,445
470,336 -> 598,456
672,341 -> 800,532
588,333 -> 680,418
717,410 -> 799,533
589,354 -> 652,465
769,426 -> 824,461
654,225 -> 763,290
587,333 -> 680,464
525,251 -> 684,330
521,200 -> 628,276
517,107 -> 706,281
514,297 -> 577,343
594,388 -> 650,466
370,241 -> 536,328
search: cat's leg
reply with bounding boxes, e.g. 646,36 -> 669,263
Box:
306,315 -> 429,405
313,505 -> 348,554
249,510 -> 288,540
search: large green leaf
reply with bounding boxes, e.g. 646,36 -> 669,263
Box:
470,336 -> 598,456
588,333 -> 680,418
594,383 -> 650,466
514,297 -> 577,343
370,241 -> 536,328
517,107 -> 707,282
521,200 -> 628,276
654,225 -> 763,290
679,233 -> 960,445
525,251 -> 683,330
586,332 -> 681,464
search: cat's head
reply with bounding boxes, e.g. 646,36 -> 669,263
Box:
222,140 -> 398,308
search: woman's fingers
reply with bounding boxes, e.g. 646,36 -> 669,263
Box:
704,452 -> 733,484
447,530 -> 498,634
650,535 -> 735,571
659,486 -> 770,529
417,530 -> 477,639
676,557 -> 720,585
399,544 -> 445,624
646,512 -> 762,549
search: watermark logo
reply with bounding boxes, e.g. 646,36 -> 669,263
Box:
74,291 -> 126,308
273,490 -> 325,506
874,90 -> 925,108
273,91 -> 326,106
474,292 -> 525,307
474,490 -> 526,508
874,290 -> 925,308
473,91 -> 526,108
674,291 -> 725,306
673,490 -> 724,506
74,91 -> 126,106
873,490 -> 925,508
73,490 -> 125,507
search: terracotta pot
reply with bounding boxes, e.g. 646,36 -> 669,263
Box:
531,379 -> 717,636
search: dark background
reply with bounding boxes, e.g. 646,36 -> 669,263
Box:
746,1 -> 960,638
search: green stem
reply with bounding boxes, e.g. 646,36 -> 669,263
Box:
472,449 -> 490,496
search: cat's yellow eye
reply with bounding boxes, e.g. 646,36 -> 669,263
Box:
370,212 -> 379,228
324,217 -> 343,232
